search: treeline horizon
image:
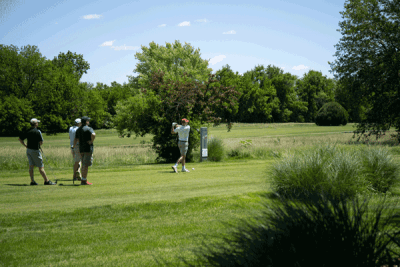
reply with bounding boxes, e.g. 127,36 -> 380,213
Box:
0,42 -> 361,136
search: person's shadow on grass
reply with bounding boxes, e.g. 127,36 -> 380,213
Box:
5,184 -> 30,186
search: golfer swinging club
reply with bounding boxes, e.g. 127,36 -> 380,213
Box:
171,118 -> 190,173
18,118 -> 56,185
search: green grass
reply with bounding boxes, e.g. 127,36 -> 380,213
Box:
1,123 -> 399,266
0,160 -> 269,266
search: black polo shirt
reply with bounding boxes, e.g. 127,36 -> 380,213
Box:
76,125 -> 95,153
19,128 -> 43,150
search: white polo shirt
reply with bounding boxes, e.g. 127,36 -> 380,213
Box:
174,125 -> 190,141
69,126 -> 79,147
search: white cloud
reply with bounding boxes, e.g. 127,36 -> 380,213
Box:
158,24 -> 166,27
208,55 -> 226,65
195,18 -> 209,22
111,44 -> 140,51
100,40 -> 115,47
292,64 -> 309,71
280,67 -> 285,70
178,21 -> 190,26
223,30 -> 236,34
82,14 -> 103,19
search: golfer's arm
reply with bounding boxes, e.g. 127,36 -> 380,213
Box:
18,138 -> 27,148
73,137 -> 78,147
39,141 -> 43,146
171,126 -> 177,134
91,133 -> 96,143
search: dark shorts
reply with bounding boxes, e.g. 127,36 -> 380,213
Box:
26,148 -> 44,167
178,141 -> 188,156
81,152 -> 93,167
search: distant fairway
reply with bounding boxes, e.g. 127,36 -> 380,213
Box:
1,123 -> 399,266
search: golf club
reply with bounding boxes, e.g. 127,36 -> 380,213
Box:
39,147 -> 58,184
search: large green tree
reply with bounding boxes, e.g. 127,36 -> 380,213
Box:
114,70 -> 240,162
328,0 -> 400,138
51,50 -> 90,81
0,44 -> 90,134
127,40 -> 212,90
296,70 -> 336,122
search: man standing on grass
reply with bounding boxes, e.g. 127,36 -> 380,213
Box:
171,118 -> 191,173
69,118 -> 82,182
18,118 -> 57,185
73,116 -> 95,185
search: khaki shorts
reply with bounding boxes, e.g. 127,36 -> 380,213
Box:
26,148 -> 44,167
71,146 -> 82,162
178,141 -> 188,156
81,152 -> 93,167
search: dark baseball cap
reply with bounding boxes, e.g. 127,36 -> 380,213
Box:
81,116 -> 91,122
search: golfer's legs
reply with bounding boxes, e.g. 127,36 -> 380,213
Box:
29,165 -> 34,181
39,167 -> 49,181
81,152 -> 93,178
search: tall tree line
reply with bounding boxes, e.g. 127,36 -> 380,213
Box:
0,41 -> 365,136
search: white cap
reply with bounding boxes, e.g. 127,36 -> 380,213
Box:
75,118 -> 81,124
30,118 -> 40,124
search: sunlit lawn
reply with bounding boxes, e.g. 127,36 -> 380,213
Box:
0,123 -> 399,266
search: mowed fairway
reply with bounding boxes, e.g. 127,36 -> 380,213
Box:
1,123 -> 399,266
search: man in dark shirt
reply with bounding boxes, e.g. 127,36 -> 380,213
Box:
72,116 -> 95,185
18,118 -> 56,185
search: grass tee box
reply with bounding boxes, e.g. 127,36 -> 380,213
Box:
0,160 -> 269,266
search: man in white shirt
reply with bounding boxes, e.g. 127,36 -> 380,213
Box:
69,118 -> 82,181
171,118 -> 191,173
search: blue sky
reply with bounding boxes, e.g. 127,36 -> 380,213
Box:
1,0 -> 345,86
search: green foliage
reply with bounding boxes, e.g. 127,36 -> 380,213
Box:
0,44 -> 93,134
207,137 -> 225,162
128,40 -> 212,90
51,50 -> 90,81
271,144 -> 366,201
114,70 -> 240,162
186,194 -> 400,267
271,144 -> 400,201
0,95 -> 35,136
361,147 -> 400,193
296,70 -> 336,122
315,102 -> 349,126
237,66 -> 280,122
328,0 -> 400,139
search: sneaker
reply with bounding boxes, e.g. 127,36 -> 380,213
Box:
81,180 -> 92,185
44,180 -> 57,185
30,181 -> 38,185
172,166 -> 178,173
75,171 -> 82,180
182,168 -> 190,172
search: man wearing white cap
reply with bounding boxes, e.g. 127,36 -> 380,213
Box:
18,118 -> 56,185
69,118 -> 82,181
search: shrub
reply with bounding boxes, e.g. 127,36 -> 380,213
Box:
227,147 -> 251,159
270,144 -> 367,201
207,137 -> 225,162
270,144 -> 400,200
184,194 -> 400,267
315,102 -> 349,126
361,147 -> 400,193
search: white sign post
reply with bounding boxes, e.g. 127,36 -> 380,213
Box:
200,127 -> 208,162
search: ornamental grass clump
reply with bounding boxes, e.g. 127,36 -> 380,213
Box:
361,147 -> 400,193
207,137 -> 225,162
270,144 -> 400,201
184,194 -> 400,267
270,144 -> 367,201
